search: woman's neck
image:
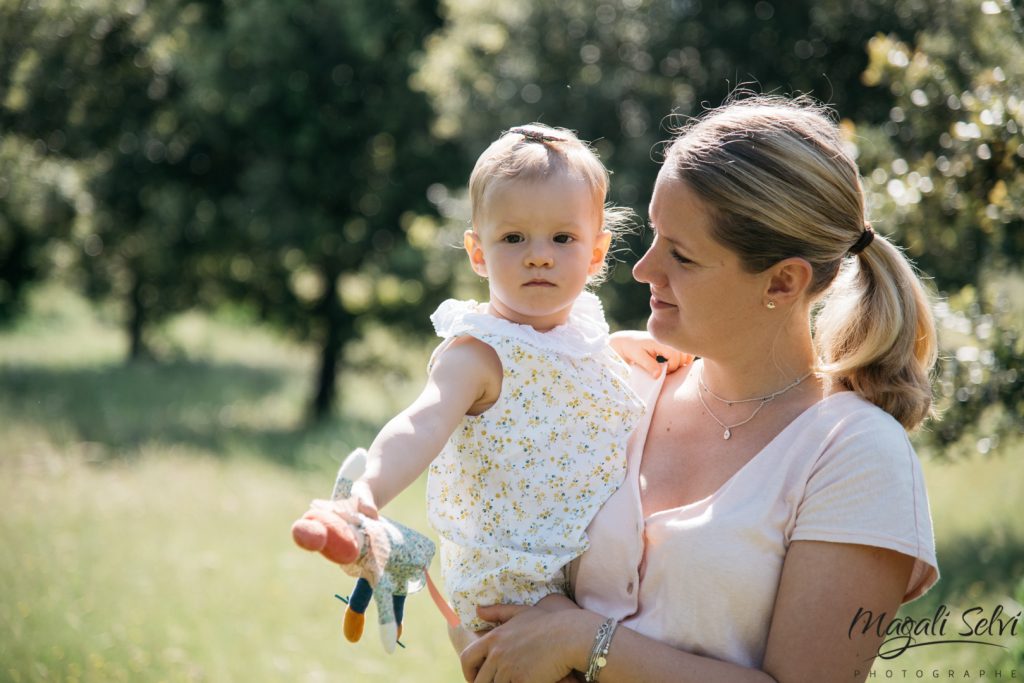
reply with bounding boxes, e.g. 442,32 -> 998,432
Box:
698,322 -> 819,402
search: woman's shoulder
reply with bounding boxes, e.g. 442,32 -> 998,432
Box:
810,390 -> 911,446
799,390 -> 921,482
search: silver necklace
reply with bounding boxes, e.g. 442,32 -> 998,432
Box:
697,363 -> 813,440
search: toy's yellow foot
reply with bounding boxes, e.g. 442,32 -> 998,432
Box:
344,609 -> 365,642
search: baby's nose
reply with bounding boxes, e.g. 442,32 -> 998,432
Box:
524,248 -> 554,267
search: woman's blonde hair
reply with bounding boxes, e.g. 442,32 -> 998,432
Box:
665,95 -> 937,430
469,123 -> 632,283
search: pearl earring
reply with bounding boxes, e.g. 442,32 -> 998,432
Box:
766,300 -> 776,310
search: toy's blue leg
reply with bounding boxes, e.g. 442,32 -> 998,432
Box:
393,593 -> 405,626
393,594 -> 407,636
343,578 -> 374,642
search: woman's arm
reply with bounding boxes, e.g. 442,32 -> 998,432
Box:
762,540 -> 914,682
358,336 -> 501,511
460,541 -> 913,683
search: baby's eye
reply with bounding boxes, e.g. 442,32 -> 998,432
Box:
502,234 -> 524,244
553,234 -> 575,244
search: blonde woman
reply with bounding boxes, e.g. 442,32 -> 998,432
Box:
457,95 -> 939,683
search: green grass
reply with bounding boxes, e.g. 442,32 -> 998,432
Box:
1,284 -> 1022,681
0,285 -> 461,683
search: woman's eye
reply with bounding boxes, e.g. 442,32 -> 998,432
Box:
671,251 -> 692,265
553,234 -> 575,244
502,234 -> 524,244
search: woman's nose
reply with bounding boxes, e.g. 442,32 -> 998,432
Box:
633,247 -> 657,284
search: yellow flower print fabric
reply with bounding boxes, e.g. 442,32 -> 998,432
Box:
426,292 -> 644,630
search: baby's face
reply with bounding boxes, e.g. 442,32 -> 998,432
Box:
465,174 -> 610,331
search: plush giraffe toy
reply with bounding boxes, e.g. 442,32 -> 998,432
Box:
291,448 -> 437,653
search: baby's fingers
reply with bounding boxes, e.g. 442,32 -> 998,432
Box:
356,499 -> 379,520
629,350 -> 663,378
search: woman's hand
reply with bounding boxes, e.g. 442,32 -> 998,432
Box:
449,622 -> 482,656
460,597 -> 597,683
609,330 -> 693,378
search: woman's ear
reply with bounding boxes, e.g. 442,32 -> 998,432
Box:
587,231 -> 613,276
464,229 -> 487,277
764,257 -> 814,306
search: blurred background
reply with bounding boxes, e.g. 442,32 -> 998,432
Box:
1,0 -> 1021,680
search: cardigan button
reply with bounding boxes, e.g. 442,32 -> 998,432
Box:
626,581 -> 634,594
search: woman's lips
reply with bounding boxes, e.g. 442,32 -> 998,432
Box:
650,295 -> 677,309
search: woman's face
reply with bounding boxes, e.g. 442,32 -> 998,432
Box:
633,170 -> 766,358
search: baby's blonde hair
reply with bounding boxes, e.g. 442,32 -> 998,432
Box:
665,95 -> 937,430
469,123 -> 632,283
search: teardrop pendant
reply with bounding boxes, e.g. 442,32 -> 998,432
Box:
723,428 -> 731,440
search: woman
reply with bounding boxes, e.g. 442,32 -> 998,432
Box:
455,95 -> 939,682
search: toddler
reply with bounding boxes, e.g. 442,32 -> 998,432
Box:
350,124 -> 685,630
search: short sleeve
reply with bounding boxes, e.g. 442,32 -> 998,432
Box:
790,409 -> 939,602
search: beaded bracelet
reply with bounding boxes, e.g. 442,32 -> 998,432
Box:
584,617 -> 619,682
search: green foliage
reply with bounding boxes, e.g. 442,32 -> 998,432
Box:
182,0 -> 457,331
857,3 -> 1024,289
0,137 -> 78,322
1,0 -> 213,356
924,274 -> 1024,453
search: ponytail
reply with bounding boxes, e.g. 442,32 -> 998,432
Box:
814,234 -> 938,430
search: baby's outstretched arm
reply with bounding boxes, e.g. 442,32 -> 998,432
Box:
610,330 -> 693,378
358,336 -> 501,513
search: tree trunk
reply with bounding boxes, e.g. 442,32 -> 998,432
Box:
127,267 -> 150,361
0,225 -> 31,322
309,266 -> 352,422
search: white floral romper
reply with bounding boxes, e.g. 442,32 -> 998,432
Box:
426,292 -> 644,630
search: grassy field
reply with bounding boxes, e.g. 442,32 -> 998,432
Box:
1,285 -> 1022,682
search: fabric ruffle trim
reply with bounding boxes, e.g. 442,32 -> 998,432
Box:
429,291 -> 610,358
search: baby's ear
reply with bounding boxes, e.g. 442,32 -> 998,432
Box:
464,229 -> 488,277
588,230 -> 612,275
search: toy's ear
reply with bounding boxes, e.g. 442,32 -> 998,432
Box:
339,448 -> 367,481
333,448 -> 367,500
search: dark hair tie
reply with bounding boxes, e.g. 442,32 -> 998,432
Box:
508,126 -> 565,143
848,225 -> 875,255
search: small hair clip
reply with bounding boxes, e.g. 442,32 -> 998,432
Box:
508,126 -> 565,143
848,224 -> 875,255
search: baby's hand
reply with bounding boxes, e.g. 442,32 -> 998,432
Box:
348,479 -> 380,520
610,330 -> 693,378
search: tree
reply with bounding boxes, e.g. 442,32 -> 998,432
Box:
184,0 -> 460,420
0,0 -> 212,357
